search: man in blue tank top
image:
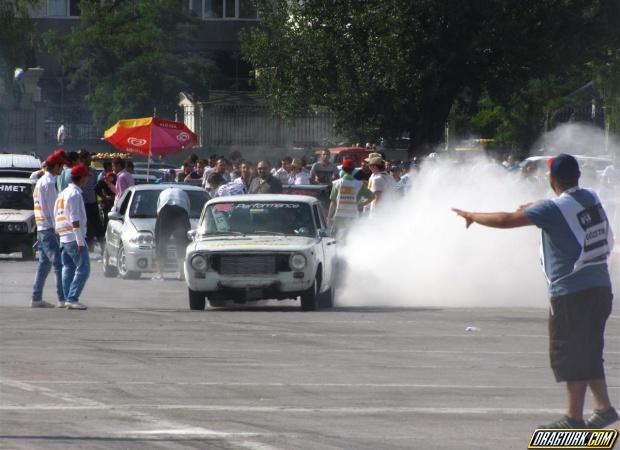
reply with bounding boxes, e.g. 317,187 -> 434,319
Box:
453,154 -> 616,430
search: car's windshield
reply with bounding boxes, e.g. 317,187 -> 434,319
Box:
0,183 -> 34,209
200,202 -> 316,237
129,189 -> 208,218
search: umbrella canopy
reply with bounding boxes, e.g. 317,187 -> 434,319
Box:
104,117 -> 198,158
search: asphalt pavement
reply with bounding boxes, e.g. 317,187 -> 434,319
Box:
1,256 -> 618,449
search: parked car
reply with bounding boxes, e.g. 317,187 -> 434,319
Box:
0,177 -> 37,259
102,184 -> 209,279
184,194 -> 337,311
314,147 -> 371,167
282,184 -> 331,211
0,153 -> 41,178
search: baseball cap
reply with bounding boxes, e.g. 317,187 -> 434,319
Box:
342,159 -> 355,171
364,152 -> 382,162
367,156 -> 384,166
546,154 -> 580,182
46,149 -> 68,166
71,163 -> 90,178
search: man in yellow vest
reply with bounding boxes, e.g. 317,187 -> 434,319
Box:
54,164 -> 91,310
327,159 -> 373,238
31,150 -> 68,308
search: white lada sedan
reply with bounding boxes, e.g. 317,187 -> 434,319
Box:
103,184 -> 209,279
184,195 -> 337,311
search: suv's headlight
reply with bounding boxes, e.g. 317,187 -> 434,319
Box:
191,254 -> 208,271
289,253 -> 307,270
8,223 -> 26,232
128,231 -> 154,246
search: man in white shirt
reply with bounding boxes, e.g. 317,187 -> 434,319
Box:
366,156 -> 396,213
31,150 -> 68,308
55,164 -> 91,310
273,156 -> 292,184
57,121 -> 67,145
288,158 -> 310,185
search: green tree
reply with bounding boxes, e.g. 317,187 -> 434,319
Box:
241,0 -> 615,154
44,0 -> 215,127
0,0 -> 38,105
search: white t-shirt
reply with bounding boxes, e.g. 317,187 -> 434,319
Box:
157,187 -> 191,214
273,167 -> 290,184
55,183 -> 87,244
33,172 -> 57,231
288,171 -> 310,185
367,172 -> 396,213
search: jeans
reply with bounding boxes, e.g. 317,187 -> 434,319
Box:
60,241 -> 90,303
31,229 -> 64,302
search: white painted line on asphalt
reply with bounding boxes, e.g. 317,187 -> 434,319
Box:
0,404 -> 569,415
0,378 -> 104,407
0,378 -> 283,448
14,380 -> 620,389
237,440 -> 287,450
128,427 -> 259,437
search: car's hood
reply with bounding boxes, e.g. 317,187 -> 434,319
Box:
0,209 -> 34,222
193,234 -> 317,252
130,218 -> 199,233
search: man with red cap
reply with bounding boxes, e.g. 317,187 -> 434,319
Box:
31,149 -> 68,308
327,159 -> 373,237
453,153 -> 616,429
54,163 -> 91,310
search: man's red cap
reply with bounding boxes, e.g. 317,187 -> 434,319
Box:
71,163 -> 90,178
46,149 -> 69,166
342,159 -> 356,171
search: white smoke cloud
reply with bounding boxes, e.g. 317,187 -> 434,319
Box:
336,123 -> 619,309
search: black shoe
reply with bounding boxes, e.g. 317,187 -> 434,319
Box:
538,415 -> 586,429
586,407 -> 619,429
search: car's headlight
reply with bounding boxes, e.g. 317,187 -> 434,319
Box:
7,223 -> 26,232
289,253 -> 307,270
191,254 -> 208,271
128,231 -> 154,245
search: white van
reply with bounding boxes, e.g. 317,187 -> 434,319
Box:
0,153 -> 42,178
0,154 -> 40,259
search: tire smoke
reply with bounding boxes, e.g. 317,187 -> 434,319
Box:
337,124 -> 619,308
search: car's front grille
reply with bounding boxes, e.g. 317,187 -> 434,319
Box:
217,255 -> 278,275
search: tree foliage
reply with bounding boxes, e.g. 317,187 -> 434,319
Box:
0,0 -> 38,104
241,0 -> 616,154
44,0 -> 215,127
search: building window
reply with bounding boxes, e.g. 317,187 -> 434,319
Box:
188,0 -> 257,19
47,0 -> 80,17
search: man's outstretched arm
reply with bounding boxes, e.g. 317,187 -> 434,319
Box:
452,208 -> 533,229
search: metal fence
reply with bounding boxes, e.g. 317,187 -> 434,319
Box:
200,104 -> 339,149
0,108 -> 37,146
1,102 -> 340,151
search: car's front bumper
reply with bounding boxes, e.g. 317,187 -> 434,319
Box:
124,245 -> 183,273
185,266 -> 315,300
0,231 -> 35,253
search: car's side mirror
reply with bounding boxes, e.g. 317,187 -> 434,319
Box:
108,211 -> 123,221
318,229 -> 329,238
187,229 -> 197,241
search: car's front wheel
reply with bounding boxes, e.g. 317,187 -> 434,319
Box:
21,243 -> 35,261
102,248 -> 118,278
300,278 -> 319,311
189,288 -> 206,310
319,283 -> 334,309
117,245 -> 140,280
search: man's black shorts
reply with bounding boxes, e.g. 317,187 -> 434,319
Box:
549,286 -> 613,382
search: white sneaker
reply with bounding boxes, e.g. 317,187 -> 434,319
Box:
31,300 -> 55,308
66,302 -> 87,310
57,301 -> 67,308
